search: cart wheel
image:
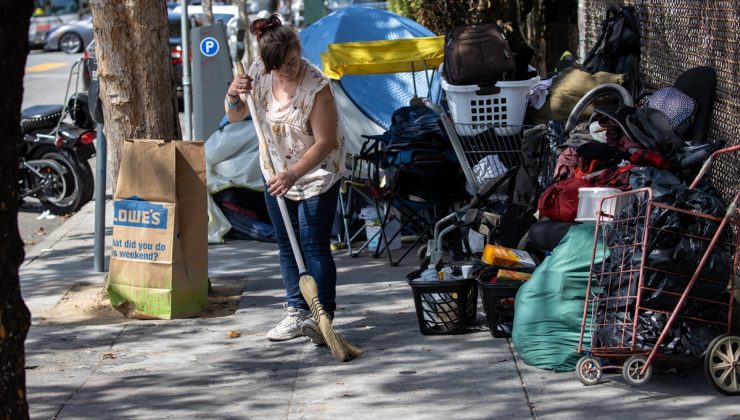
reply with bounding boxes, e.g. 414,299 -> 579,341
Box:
704,334 -> 740,396
575,356 -> 603,386
622,355 -> 653,386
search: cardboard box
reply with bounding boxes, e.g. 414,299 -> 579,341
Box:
107,139 -> 208,319
481,244 -> 535,268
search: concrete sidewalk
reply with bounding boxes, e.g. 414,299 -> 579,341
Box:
20,198 -> 740,419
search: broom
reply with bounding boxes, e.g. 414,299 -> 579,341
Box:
237,62 -> 362,362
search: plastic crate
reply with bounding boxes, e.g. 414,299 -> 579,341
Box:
477,280 -> 524,338
408,278 -> 478,335
441,74 -> 539,135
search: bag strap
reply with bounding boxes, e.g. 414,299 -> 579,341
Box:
583,6 -> 619,67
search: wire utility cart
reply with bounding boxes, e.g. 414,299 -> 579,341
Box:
419,98 -> 557,267
576,145 -> 740,395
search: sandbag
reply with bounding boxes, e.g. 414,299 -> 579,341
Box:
511,222 -> 606,371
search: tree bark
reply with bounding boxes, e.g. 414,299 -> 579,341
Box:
202,0 -> 214,25
89,0 -> 182,193
0,0 -> 33,417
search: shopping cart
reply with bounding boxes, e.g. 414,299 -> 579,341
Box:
575,145 -> 740,395
418,98 -> 558,268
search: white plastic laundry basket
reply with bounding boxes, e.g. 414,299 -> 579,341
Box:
441,74 -> 539,135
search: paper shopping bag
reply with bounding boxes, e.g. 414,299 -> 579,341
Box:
108,139 -> 208,319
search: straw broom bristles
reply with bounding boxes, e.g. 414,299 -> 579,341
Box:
299,275 -> 362,362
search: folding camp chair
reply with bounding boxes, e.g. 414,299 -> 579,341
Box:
339,135 -> 390,258
324,36 -> 448,266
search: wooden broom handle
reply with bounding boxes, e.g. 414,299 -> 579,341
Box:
237,60 -> 307,274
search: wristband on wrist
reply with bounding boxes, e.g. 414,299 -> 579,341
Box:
226,97 -> 241,108
227,91 -> 239,98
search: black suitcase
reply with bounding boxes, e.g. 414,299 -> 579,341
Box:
444,23 -> 515,88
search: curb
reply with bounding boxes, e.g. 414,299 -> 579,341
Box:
22,198 -> 99,267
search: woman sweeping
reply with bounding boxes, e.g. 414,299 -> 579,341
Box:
224,14 -> 345,343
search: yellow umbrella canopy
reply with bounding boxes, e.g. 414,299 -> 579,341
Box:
321,36 -> 444,79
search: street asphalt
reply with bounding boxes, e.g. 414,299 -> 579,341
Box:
19,197 -> 740,419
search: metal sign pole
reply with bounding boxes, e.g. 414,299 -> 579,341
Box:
93,123 -> 107,272
181,0 -> 193,140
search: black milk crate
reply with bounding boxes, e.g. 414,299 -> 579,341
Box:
477,280 -> 524,338
408,278 -> 478,335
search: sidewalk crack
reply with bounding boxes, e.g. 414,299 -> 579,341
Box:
51,324 -> 128,419
507,338 -> 537,420
285,363 -> 300,420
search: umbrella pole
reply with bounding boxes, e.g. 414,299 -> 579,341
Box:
411,61 -> 417,99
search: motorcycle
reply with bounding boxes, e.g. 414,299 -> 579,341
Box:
19,58 -> 96,214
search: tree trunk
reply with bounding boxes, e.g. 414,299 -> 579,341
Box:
202,0 -> 214,25
89,0 -> 182,193
0,0 -> 33,417
235,0 -> 253,65
524,0 -> 547,75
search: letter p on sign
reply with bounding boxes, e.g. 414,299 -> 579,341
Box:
200,37 -> 219,57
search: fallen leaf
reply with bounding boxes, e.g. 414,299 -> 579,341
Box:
102,352 -> 116,360
335,380 -> 344,385
35,227 -> 46,235
227,330 -> 241,338
24,240 -> 36,246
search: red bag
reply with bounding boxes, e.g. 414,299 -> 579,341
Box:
537,176 -> 593,222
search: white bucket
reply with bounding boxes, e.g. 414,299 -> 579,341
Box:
575,188 -> 629,222
360,206 -> 401,251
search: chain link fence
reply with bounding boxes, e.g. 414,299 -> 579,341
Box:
579,0 -> 739,199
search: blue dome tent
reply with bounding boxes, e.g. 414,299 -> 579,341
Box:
299,6 -> 440,135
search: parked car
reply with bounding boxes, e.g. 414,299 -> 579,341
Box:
30,0 -> 90,48
168,12 -> 188,98
82,12 -> 196,99
44,15 -> 94,54
171,4 -> 247,63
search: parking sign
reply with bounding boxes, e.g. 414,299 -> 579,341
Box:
199,37 -> 219,57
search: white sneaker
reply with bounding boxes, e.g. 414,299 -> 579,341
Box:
266,306 -> 309,341
301,318 -> 325,346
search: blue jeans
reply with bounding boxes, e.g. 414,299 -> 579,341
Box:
264,181 -> 340,318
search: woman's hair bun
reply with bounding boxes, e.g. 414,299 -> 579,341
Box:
250,14 -> 282,41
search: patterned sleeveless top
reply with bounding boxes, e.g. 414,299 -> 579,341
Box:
246,56 -> 345,200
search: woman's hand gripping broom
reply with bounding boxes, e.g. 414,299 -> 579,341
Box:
237,61 -> 362,362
